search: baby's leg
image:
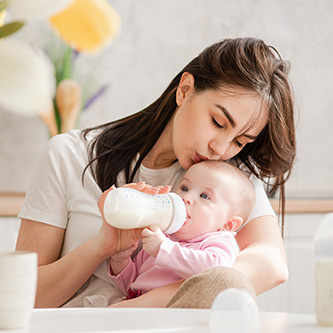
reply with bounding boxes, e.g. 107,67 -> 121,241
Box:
167,266 -> 256,308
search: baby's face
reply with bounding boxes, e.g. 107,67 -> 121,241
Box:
174,163 -> 235,240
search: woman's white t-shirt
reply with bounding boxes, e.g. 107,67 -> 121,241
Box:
18,129 -> 275,306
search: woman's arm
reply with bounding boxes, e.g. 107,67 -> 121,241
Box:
234,215 -> 288,295
16,183 -> 164,308
16,218 -> 142,308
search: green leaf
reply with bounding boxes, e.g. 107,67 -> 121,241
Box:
0,1 -> 8,12
0,21 -> 25,38
53,99 -> 62,134
61,46 -> 73,80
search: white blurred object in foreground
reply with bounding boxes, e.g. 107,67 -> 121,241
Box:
314,213 -> 333,326
210,288 -> 260,332
6,0 -> 74,20
0,38 -> 55,116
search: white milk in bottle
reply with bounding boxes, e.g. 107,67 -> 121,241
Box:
103,188 -> 187,234
314,213 -> 333,326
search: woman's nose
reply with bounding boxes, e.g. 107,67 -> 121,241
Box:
209,139 -> 230,160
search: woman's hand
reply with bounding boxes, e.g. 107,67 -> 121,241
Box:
121,181 -> 171,195
95,186 -> 141,258
96,182 -> 171,259
110,242 -> 139,276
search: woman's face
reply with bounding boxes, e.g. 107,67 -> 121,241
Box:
172,73 -> 268,170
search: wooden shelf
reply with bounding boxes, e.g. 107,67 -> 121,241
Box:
0,193 -> 332,217
0,192 -> 25,217
270,198 -> 333,214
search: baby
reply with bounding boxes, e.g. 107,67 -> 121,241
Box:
108,160 -> 255,303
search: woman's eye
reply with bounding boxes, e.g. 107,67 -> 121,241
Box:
235,141 -> 244,148
211,117 -> 224,129
181,185 -> 188,192
200,193 -> 209,200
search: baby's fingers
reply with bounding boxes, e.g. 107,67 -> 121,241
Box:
149,225 -> 162,233
142,228 -> 153,238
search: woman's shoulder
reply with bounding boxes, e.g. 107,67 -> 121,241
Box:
46,129 -> 94,154
41,129 -> 98,168
48,129 -> 84,146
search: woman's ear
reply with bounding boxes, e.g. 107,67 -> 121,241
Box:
220,216 -> 243,232
176,72 -> 195,106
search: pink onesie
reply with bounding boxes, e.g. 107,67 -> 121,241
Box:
109,231 -> 239,298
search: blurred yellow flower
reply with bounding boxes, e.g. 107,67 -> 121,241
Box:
0,10 -> 6,27
50,0 -> 120,53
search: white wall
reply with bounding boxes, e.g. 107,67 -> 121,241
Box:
258,213 -> 324,314
0,0 -> 333,198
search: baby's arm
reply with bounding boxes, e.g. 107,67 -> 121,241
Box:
142,225 -> 166,257
110,242 -> 139,276
156,234 -> 239,278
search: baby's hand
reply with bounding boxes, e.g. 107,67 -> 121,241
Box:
142,225 -> 166,257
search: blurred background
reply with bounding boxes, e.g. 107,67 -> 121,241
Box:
0,0 -> 333,314
1,0 -> 332,197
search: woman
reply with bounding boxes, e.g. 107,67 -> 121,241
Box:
16,37 -> 295,308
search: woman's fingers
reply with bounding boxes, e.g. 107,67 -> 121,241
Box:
122,182 -> 172,194
123,182 -> 158,194
97,184 -> 116,216
114,228 -> 144,252
155,185 -> 172,194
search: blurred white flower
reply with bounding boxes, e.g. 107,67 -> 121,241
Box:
0,0 -> 120,135
0,38 -> 55,116
6,0 -> 74,20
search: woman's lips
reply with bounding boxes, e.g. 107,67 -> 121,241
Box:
193,153 -> 208,163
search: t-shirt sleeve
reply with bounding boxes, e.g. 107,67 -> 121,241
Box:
18,134 -> 70,228
242,174 -> 276,227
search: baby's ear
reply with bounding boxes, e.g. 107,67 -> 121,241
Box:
221,216 -> 243,231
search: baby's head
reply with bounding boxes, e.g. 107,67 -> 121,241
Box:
174,160 -> 255,240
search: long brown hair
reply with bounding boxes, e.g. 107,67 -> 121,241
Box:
83,37 -> 296,232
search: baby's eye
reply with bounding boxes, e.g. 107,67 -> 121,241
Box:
200,193 -> 210,200
181,185 -> 188,192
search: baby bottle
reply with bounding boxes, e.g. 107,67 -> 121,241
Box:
103,188 -> 187,234
314,213 -> 333,326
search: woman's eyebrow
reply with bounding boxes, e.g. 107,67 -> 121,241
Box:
215,104 -> 236,128
215,104 -> 258,141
